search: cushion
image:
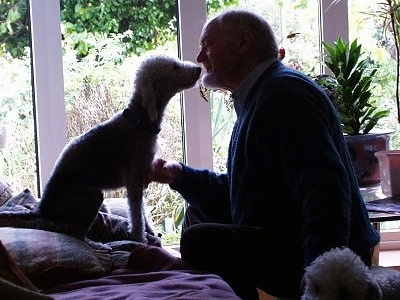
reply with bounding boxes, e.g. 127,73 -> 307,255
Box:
0,227 -> 112,288
0,189 -> 43,229
0,189 -> 133,243
0,240 -> 37,290
103,197 -> 129,218
88,211 -> 131,242
0,189 -> 159,245
0,188 -> 38,214
0,177 -> 14,207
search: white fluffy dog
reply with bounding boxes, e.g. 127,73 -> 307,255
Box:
302,247 -> 400,300
14,53 -> 201,247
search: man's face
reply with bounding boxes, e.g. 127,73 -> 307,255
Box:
196,21 -> 239,91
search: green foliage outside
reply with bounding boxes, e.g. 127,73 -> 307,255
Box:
320,37 -> 390,135
0,0 -> 238,59
0,0 -> 28,58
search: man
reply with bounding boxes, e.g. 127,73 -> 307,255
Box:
147,8 -> 380,299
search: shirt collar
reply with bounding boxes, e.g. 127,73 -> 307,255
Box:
231,58 -> 276,115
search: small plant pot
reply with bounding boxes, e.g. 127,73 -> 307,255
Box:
345,132 -> 391,187
375,150 -> 400,199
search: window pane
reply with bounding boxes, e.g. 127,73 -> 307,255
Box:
211,1 -> 320,172
0,0 -> 38,195
349,0 -> 399,144
349,0 -> 400,231
61,2 -> 183,240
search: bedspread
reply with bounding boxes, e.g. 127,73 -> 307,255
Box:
42,244 -> 240,300
0,190 -> 240,299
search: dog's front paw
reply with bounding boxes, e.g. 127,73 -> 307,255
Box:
146,232 -> 162,247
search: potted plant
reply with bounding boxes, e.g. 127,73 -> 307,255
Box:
358,0 -> 400,192
332,0 -> 400,122
318,37 -> 390,135
329,0 -> 400,193
316,37 -> 391,186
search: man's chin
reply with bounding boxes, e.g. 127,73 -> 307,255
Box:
201,75 -> 220,90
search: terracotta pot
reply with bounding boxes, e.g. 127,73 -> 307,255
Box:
345,132 -> 392,187
375,150 -> 400,199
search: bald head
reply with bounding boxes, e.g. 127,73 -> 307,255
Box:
197,9 -> 279,91
206,9 -> 279,60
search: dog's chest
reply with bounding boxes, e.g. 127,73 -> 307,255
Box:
125,131 -> 157,158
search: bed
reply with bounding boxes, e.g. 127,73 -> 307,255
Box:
0,184 -> 240,300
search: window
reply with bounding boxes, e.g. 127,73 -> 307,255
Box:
0,0 -> 346,194
210,0 -> 321,172
4,0 -> 400,247
348,0 -> 400,237
0,0 -> 38,194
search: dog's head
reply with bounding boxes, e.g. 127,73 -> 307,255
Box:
302,247 -> 382,300
133,53 -> 202,122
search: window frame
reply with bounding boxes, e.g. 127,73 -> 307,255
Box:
30,0 -> 67,194
31,0 -> 399,247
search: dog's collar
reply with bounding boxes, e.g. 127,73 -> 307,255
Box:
123,108 -> 161,134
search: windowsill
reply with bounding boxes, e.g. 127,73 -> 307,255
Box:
379,249 -> 400,271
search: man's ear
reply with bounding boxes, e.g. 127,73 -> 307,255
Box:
238,31 -> 254,54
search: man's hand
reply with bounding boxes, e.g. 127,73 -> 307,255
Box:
145,158 -> 183,187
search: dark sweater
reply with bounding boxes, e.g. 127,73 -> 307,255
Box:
173,60 -> 380,268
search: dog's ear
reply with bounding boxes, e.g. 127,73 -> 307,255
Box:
140,82 -> 158,122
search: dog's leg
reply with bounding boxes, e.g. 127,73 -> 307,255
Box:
144,212 -> 162,247
126,180 -> 161,246
144,217 -> 156,236
38,186 -> 111,250
126,182 -> 147,244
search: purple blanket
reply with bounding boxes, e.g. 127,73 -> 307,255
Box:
42,245 -> 240,300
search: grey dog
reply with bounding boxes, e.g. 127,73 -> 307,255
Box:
34,53 -> 201,246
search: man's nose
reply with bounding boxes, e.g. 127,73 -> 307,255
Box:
196,49 -> 205,63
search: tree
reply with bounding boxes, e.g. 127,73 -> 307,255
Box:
0,0 -> 238,59
0,0 -> 29,58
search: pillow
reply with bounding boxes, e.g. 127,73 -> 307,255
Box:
0,190 -> 134,244
87,211 -> 131,243
0,227 -> 112,288
0,189 -> 84,236
103,197 -> 129,218
0,190 -> 158,246
0,240 -> 37,290
0,188 -> 37,214
0,189 -> 42,229
0,177 -> 14,207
